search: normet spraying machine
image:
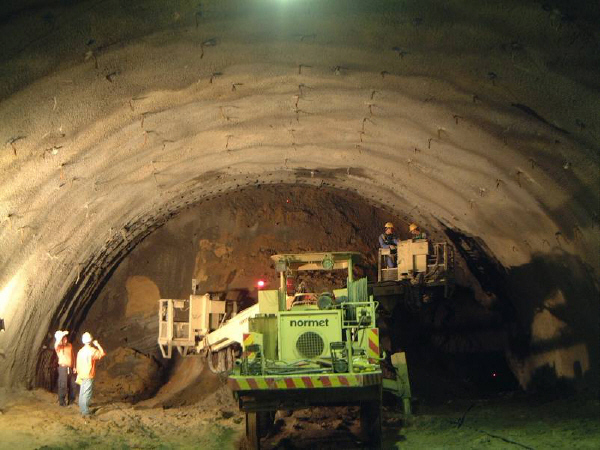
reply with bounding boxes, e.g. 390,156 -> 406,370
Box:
228,252 -> 411,448
158,246 -> 454,448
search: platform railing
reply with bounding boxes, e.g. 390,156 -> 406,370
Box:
377,241 -> 454,284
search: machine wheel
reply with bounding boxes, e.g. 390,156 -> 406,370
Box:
207,346 -> 238,374
245,412 -> 260,449
245,411 -> 275,449
360,400 -> 382,448
207,348 -> 227,373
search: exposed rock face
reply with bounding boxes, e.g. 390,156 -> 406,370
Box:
81,185 -> 404,400
0,0 -> 597,394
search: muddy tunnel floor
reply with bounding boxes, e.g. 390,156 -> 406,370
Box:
1,384 -> 599,449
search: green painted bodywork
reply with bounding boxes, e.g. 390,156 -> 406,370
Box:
230,252 -> 411,414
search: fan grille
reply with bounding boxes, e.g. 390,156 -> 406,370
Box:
296,331 -> 325,358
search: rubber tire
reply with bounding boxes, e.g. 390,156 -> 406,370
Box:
207,350 -> 220,374
245,412 -> 260,450
245,411 -> 275,449
360,400 -> 382,448
258,411 -> 276,438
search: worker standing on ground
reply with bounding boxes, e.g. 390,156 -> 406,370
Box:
54,330 -> 77,406
409,223 -> 426,240
75,332 -> 106,417
379,222 -> 399,268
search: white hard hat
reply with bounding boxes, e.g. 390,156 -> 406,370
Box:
82,332 -> 93,344
54,330 -> 68,341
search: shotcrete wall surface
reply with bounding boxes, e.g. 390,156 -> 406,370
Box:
0,0 -> 598,390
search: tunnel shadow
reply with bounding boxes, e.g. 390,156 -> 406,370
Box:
504,251 -> 599,394
445,227 -> 599,395
387,296 -> 520,404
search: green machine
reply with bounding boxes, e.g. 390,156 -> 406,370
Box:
228,252 -> 411,449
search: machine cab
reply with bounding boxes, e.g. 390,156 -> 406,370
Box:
272,252 -> 361,312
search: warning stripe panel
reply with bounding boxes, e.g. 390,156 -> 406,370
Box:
368,339 -> 379,353
367,328 -> 380,362
301,376 -> 314,388
320,376 -> 332,387
243,333 -> 253,348
229,372 -> 382,391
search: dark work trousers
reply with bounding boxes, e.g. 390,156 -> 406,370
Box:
57,366 -> 77,406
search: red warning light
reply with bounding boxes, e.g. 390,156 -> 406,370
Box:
257,280 -> 266,289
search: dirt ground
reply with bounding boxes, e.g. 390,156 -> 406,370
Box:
0,387 -> 242,450
1,383 -> 598,449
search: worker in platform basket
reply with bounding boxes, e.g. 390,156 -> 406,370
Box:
75,332 -> 106,417
409,223 -> 426,240
54,330 -> 77,406
379,221 -> 399,268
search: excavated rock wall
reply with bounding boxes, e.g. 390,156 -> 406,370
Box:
80,185 -> 405,400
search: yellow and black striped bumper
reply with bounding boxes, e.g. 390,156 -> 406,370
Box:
228,372 -> 382,391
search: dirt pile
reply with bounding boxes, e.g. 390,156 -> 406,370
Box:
94,347 -> 162,403
137,356 -> 233,410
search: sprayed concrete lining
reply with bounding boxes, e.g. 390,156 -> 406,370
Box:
0,0 -> 598,390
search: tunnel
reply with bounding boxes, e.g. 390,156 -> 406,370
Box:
0,0 -> 599,448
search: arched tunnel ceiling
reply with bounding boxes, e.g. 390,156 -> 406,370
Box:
0,0 -> 598,387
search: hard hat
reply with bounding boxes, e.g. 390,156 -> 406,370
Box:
384,222 -> 394,228
82,332 -> 93,344
54,330 -> 68,341
409,223 -> 418,232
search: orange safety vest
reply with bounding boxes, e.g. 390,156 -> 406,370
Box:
76,345 -> 105,379
55,343 -> 74,368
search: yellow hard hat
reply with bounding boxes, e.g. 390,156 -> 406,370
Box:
409,223 -> 418,232
384,222 -> 394,229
